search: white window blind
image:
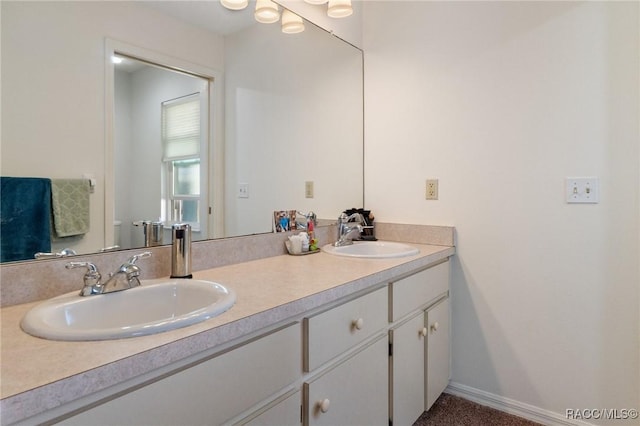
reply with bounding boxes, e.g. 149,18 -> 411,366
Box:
162,94 -> 200,161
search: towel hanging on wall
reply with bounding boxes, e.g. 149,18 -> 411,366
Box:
51,179 -> 90,237
0,177 -> 53,262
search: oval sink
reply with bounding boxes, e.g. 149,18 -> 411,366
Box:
21,279 -> 236,341
321,241 -> 420,259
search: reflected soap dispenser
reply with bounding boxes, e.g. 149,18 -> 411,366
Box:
171,223 -> 192,279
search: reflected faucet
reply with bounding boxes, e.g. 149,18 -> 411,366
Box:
334,212 -> 364,247
34,248 -> 77,259
66,251 -> 152,296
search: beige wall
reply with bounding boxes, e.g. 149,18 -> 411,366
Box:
363,1 -> 639,423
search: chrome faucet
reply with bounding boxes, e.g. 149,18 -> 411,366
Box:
66,251 -> 152,296
334,212 -> 364,247
34,248 -> 77,259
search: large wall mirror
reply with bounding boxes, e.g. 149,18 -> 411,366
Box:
1,0 -> 363,263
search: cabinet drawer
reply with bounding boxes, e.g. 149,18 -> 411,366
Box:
60,323 -> 301,426
390,260 -> 449,322
304,286 -> 387,371
304,335 -> 388,426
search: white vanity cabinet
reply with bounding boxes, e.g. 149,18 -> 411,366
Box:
389,261 -> 450,426
302,286 -> 389,425
48,257 -> 451,426
58,323 -> 302,426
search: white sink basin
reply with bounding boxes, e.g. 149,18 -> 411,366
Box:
21,279 -> 236,341
321,241 -> 420,259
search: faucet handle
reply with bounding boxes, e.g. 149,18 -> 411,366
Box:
66,262 -> 102,295
127,251 -> 152,264
120,251 -> 152,283
65,261 -> 99,274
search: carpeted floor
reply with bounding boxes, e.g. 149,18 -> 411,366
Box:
413,393 -> 543,426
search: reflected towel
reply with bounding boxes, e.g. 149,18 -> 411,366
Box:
51,179 -> 90,237
0,177 -> 52,262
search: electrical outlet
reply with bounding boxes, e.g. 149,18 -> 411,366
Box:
305,181 -> 314,198
426,179 -> 438,200
238,183 -> 249,198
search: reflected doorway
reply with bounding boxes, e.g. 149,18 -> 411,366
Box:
113,54 -> 211,249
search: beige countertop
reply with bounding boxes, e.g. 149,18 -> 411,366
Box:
1,243 -> 454,424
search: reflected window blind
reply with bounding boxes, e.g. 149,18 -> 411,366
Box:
162,93 -> 200,161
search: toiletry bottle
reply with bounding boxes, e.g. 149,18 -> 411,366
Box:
308,219 -> 317,251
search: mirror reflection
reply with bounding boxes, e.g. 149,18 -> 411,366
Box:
1,0 -> 363,263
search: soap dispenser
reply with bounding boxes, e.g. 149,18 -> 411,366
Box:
171,223 -> 192,279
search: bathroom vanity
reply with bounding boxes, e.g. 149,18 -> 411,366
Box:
0,232 -> 454,426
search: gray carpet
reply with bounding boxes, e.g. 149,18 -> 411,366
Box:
413,393 -> 543,426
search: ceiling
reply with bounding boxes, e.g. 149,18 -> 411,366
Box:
140,0 -> 257,36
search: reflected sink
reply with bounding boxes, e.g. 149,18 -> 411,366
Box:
21,279 -> 236,341
321,241 -> 420,259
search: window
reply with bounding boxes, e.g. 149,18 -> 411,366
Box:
162,94 -> 201,227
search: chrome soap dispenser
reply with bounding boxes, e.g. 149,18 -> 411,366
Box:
171,223 -> 192,279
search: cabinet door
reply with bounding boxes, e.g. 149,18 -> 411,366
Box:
390,312 -> 427,426
59,323 -> 301,426
426,299 -> 450,410
304,335 -> 388,426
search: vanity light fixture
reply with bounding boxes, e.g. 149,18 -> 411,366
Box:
281,9 -> 305,34
327,0 -> 353,18
255,0 -> 280,24
220,0 -> 248,11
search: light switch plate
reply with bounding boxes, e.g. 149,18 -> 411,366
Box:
238,183 -> 249,198
566,177 -> 599,203
305,181 -> 314,198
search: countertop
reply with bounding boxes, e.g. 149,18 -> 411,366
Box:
1,243 -> 454,424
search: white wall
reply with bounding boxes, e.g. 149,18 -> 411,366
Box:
1,1 -> 224,254
363,1 -> 639,424
224,19 -> 363,236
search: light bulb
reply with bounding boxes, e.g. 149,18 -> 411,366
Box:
220,0 -> 248,11
282,10 -> 304,34
255,0 -> 279,24
327,0 -> 353,18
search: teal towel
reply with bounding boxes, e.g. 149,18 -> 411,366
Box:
0,177 -> 52,262
51,179 -> 90,237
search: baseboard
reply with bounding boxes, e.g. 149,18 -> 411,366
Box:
445,382 -> 595,426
